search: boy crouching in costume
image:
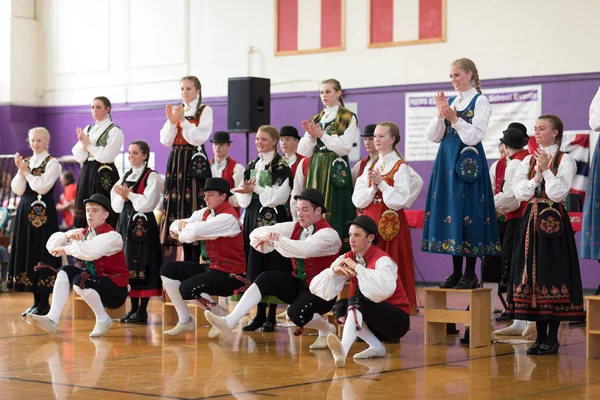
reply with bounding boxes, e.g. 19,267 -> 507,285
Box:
28,194 -> 129,337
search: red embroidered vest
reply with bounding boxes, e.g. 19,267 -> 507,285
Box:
173,105 -> 206,146
201,201 -> 246,275
290,218 -> 340,284
82,223 -> 129,287
290,154 -> 306,178
494,157 -> 507,195
362,159 -> 405,225
505,150 -> 530,221
345,245 -> 410,314
358,156 -> 371,177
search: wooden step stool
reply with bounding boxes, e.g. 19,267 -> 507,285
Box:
72,291 -> 126,320
424,287 -> 492,349
586,295 -> 600,359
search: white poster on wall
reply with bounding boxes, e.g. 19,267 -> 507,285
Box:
404,85 -> 542,161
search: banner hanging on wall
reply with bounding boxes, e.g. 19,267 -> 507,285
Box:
404,84 -> 542,161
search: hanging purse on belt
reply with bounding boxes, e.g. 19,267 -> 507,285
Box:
455,146 -> 481,183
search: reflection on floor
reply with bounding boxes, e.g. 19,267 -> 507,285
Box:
0,289 -> 594,399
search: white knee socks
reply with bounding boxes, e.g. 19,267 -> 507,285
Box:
224,284 -> 263,329
46,270 -> 71,324
340,309 -> 363,356
304,313 -> 334,336
73,286 -> 110,323
161,276 -> 191,323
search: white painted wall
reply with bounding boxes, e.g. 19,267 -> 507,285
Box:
6,0 -> 599,106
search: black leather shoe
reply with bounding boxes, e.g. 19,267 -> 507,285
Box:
454,275 -> 478,290
447,323 -> 460,335
568,320 -> 586,327
439,274 -> 462,289
119,310 -> 134,323
537,342 -> 560,355
242,318 -> 266,331
261,321 -> 275,332
495,311 -> 510,322
526,342 -> 541,355
123,312 -> 148,324
21,305 -> 36,317
30,305 -> 50,316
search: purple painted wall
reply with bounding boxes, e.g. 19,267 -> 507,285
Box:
1,72 -> 599,287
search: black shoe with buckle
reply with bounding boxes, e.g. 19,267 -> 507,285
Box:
123,311 -> 148,324
242,317 -> 266,332
537,342 -> 560,355
439,274 -> 462,289
119,310 -> 134,323
454,275 -> 478,290
526,342 -> 542,355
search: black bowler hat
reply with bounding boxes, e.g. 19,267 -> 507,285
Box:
500,123 -> 528,149
346,215 -> 378,236
203,178 -> 232,197
293,188 -> 326,213
361,124 -> 376,137
210,131 -> 232,143
83,193 -> 113,214
280,125 -> 301,139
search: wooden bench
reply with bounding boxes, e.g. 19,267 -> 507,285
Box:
424,287 -> 492,349
72,291 -> 126,320
586,295 -> 600,359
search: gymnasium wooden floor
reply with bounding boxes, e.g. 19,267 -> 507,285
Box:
0,289 -> 596,400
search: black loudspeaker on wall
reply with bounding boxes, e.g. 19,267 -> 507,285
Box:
227,77 -> 271,132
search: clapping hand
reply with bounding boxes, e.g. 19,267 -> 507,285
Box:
368,169 -> 383,186
113,183 -> 131,200
440,104 -> 458,124
233,179 -> 256,194
434,91 -> 448,117
302,120 -> 324,139
76,127 -> 91,148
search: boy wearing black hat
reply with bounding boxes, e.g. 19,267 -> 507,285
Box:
310,215 -> 410,367
210,131 -> 244,212
351,124 -> 378,185
490,123 -> 534,337
161,178 -> 246,336
279,126 -> 306,178
28,194 -> 129,337
205,188 -> 342,349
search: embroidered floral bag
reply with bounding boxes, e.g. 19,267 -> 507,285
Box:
455,146 -> 481,183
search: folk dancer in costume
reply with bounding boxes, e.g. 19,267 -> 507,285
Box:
111,141 -> 164,323
234,125 -> 293,332
205,188 -> 342,349
351,124 -> 378,186
580,88 -> 600,281
160,178 -> 246,337
506,115 -> 585,355
310,216 -> 411,367
9,127 -> 62,316
296,79 -> 358,253
160,76 -> 214,262
72,96 -> 123,228
352,122 -> 423,314
28,194 -> 129,337
422,58 -> 501,289
491,124 -> 536,337
209,131 -> 244,214
280,125 -> 306,220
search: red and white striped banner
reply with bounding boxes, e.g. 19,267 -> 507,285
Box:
369,0 -> 445,47
276,0 -> 344,55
